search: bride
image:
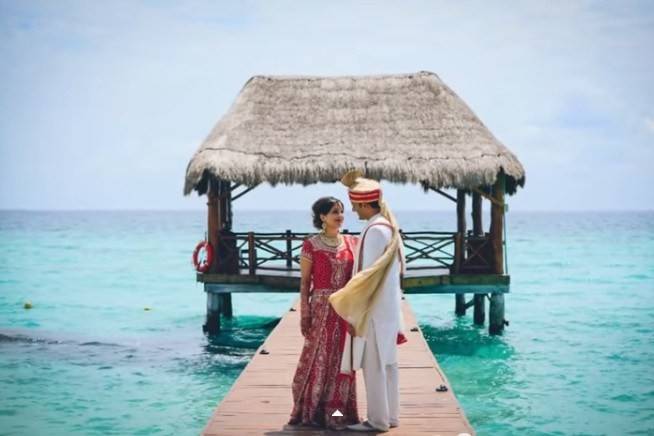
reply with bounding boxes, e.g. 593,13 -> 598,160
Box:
288,196 -> 359,430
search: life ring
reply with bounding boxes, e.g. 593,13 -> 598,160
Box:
192,240 -> 214,273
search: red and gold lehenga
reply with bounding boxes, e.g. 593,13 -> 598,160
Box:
288,234 -> 360,429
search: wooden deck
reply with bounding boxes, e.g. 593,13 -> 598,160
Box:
199,269 -> 510,295
202,299 -> 475,435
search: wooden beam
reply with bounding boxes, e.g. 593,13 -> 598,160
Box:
206,178 -> 221,274
217,180 -> 232,231
203,290 -> 221,335
285,230 -> 293,269
232,185 -> 258,201
219,293 -> 233,318
455,294 -> 466,316
472,191 -> 483,236
456,190 -> 466,234
472,186 -> 504,208
452,233 -> 462,274
429,187 -> 457,203
489,173 -> 505,275
473,294 -> 485,325
489,293 -> 505,335
199,272 -> 510,294
247,232 -> 256,276
454,190 -> 466,274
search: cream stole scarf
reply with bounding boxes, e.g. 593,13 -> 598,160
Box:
328,200 -> 402,336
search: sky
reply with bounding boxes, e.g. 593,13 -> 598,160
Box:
0,0 -> 652,211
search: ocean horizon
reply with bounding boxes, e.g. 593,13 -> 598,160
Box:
1,209 -> 652,435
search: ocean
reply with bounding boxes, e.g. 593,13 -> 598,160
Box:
0,210 -> 652,435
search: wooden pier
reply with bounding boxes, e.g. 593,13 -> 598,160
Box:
181,71 -> 528,435
202,299 -> 475,435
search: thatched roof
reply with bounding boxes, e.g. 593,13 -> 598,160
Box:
184,71 -> 525,196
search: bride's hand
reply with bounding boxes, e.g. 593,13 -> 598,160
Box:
301,316 -> 311,337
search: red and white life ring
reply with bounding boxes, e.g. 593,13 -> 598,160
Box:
192,240 -> 214,273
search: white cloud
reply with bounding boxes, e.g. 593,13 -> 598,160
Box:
1,1 -> 653,210
645,117 -> 654,133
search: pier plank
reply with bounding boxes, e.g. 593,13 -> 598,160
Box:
203,299 -> 475,435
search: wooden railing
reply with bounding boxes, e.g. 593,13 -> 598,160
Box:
401,231 -> 456,270
210,229 -> 499,275
459,231 -> 495,274
211,230 -> 469,274
241,231 -> 309,274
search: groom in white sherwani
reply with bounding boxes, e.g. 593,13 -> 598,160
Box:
328,170 -> 405,432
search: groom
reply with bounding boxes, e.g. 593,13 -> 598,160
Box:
328,170 -> 405,432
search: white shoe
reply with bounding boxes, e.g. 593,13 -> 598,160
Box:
389,421 -> 399,428
346,421 -> 389,432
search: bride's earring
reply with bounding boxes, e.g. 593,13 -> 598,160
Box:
321,221 -> 327,232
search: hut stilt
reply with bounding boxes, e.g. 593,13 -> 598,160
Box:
203,291 -> 222,335
489,293 -> 505,335
203,179 -> 236,334
455,294 -> 467,316
455,189 -> 467,316
488,172 -> 506,334
219,293 -> 232,318
471,191 -> 486,325
473,294 -> 486,325
472,191 -> 483,236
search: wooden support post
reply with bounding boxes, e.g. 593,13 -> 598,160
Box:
208,178 -> 238,275
285,230 -> 292,269
473,294 -> 485,325
457,189 -> 467,234
453,190 -> 467,315
219,293 -> 233,318
207,179 -> 220,274
454,190 -> 467,315
215,180 -> 239,275
489,293 -> 505,335
454,189 -> 466,273
472,191 -> 483,236
218,180 -> 233,231
489,173 -> 505,274
452,233 -> 462,273
205,178 -> 234,332
203,290 -> 221,335
488,172 -> 506,334
455,294 -> 466,316
247,232 -> 256,276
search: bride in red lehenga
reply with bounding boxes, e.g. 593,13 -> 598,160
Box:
288,197 -> 360,430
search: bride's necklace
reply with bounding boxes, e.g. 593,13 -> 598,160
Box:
319,232 -> 342,247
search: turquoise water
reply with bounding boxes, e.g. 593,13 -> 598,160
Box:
0,210 -> 652,435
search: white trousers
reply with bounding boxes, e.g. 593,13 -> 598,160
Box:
362,321 -> 399,431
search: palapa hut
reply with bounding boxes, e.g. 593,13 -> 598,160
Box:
184,71 -> 525,335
